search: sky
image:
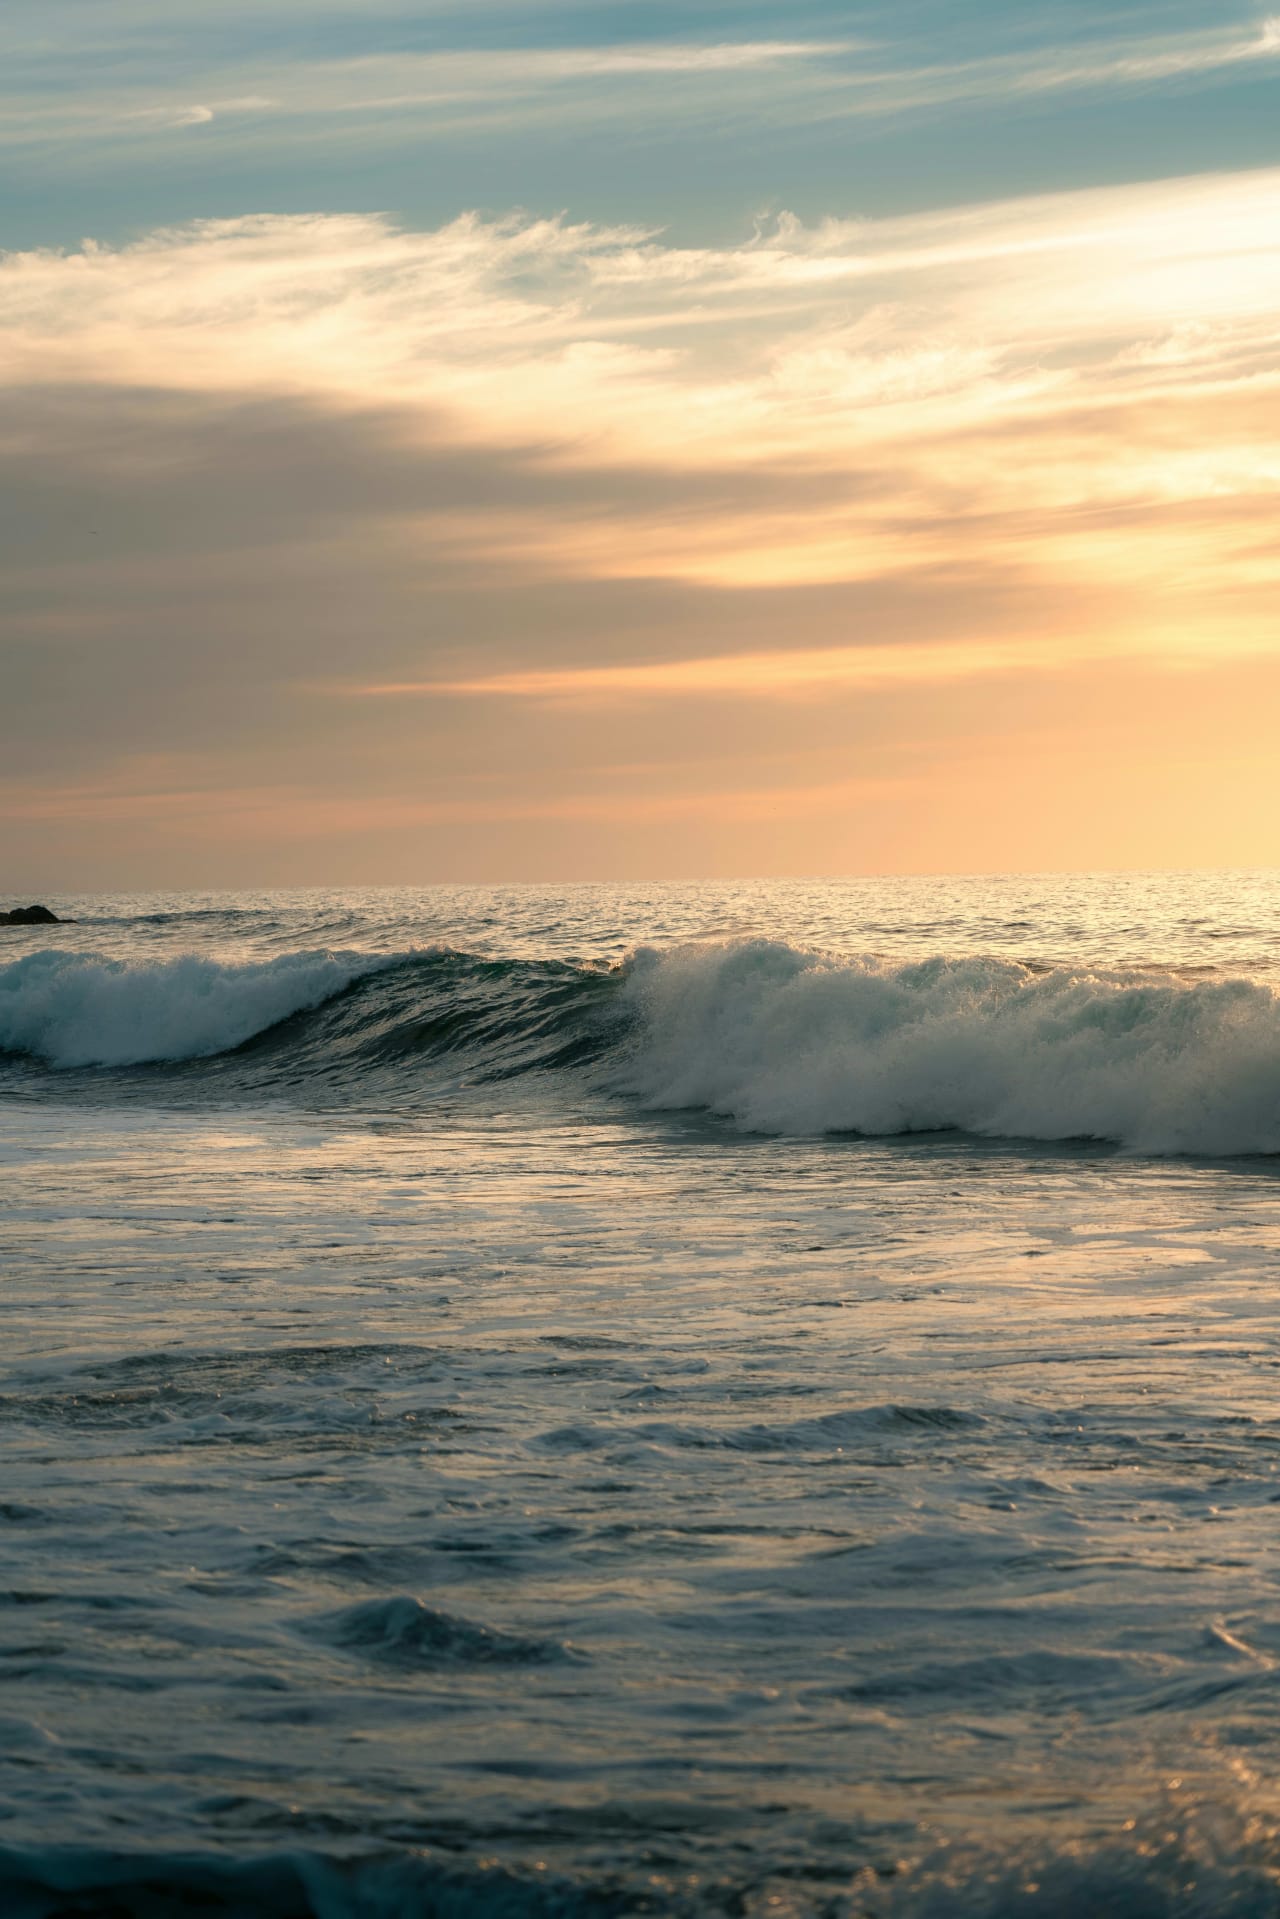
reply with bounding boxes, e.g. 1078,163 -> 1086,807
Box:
2,0 -> 1279,886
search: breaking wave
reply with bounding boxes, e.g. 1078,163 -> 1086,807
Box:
2,938 -> 1280,1155
621,940 -> 1280,1156
0,949 -> 391,1069
7,1806 -> 1280,1918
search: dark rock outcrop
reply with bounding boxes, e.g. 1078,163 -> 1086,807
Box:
0,904 -> 65,925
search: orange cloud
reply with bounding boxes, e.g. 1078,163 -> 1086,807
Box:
2,170 -> 1277,617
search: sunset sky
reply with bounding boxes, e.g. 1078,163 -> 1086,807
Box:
3,0 -> 1279,885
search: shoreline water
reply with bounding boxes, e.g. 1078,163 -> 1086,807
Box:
3,876 -> 1279,1916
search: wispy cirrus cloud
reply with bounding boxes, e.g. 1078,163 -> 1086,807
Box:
126,95 -> 276,130
0,40 -> 849,148
348,638 -> 1102,703
2,16 -> 1278,152
825,15 -> 1280,119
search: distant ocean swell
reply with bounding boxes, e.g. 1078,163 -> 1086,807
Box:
2,939 -> 1279,1155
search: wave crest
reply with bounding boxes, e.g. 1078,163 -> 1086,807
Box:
0,948 -> 388,1068
4,937 -> 1280,1154
621,940 -> 1280,1155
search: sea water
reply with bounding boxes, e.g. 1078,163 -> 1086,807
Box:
2,873 -> 1280,1916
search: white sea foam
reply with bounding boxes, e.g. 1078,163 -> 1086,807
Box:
623,940 -> 1280,1154
0,949 -> 385,1068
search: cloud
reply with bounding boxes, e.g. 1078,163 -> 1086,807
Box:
0,40 -> 848,149
3,169 -> 1277,604
3,17 -> 1278,153
127,95 -> 275,130
349,638 -> 1107,704
832,16 -> 1280,120
3,169 -> 1280,880
0,760 -> 903,836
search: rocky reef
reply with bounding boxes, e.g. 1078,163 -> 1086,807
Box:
0,904 -> 66,925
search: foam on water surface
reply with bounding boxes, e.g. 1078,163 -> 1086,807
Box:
3,876 -> 1280,1914
623,941 -> 1280,1154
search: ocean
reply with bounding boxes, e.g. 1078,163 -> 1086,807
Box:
3,872 -> 1280,1917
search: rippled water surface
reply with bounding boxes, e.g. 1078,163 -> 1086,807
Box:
3,874 -> 1280,1916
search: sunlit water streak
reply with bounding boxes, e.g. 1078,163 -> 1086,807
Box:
2,873 -> 1280,1916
